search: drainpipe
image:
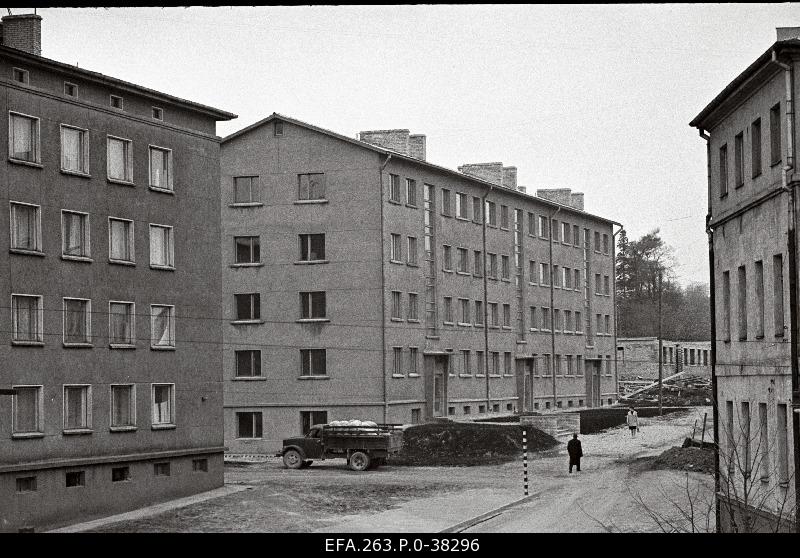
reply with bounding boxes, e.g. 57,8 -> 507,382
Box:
700,127 -> 721,532
612,224 -> 623,404
481,184 -> 494,412
771,50 -> 799,532
548,206 -> 561,410
379,153 -> 392,423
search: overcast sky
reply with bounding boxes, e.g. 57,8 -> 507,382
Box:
28,4 -> 800,285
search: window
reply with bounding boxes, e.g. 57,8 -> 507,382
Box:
529,306 -> 537,330
722,270 -> 731,341
151,304 -> 176,347
442,245 -> 452,271
63,298 -> 91,345
9,112 -> 40,163
755,260 -> 764,338
389,174 -> 401,202
64,82 -> 77,97
108,301 -> 135,348
476,351 -> 485,375
464,406 -> 471,415
553,265 -> 561,288
773,254 -> 785,337
758,402 -> 769,482
390,233 -> 402,262
577,356 -> 583,376
152,107 -> 163,120
300,349 -> 326,376
274,120 -> 284,136
391,291 -> 402,320
537,215 -> 548,238
300,291 -> 326,319
10,202 -> 42,252
472,196 -> 482,223
112,466 -> 130,482
554,309 -> 561,332
501,255 -> 510,280
16,477 -> 36,493
443,297 -> 453,323
726,400 -> 735,473
459,298 -> 470,324
237,412 -> 263,438
751,118 -> 762,178
441,189 -> 452,216
540,263 -> 549,285
487,201 -> 497,226
551,219 -> 559,242
490,303 -> 499,327
154,462 -> 171,477
563,267 -> 571,289
149,146 -> 173,191
777,403 -> 789,484
299,233 -> 325,261
234,235 -> 260,264
603,234 -> 609,254
408,293 -> 419,321
63,385 -> 91,431
596,314 -> 602,335
11,294 -> 43,343
457,248 -> 468,273
406,179 -> 417,206
193,459 -> 208,472
604,275 -> 610,296
409,347 -> 418,375
149,225 -> 174,268
564,310 -> 572,333
541,307 -> 551,331
110,384 -> 136,429
233,176 -> 259,204
719,144 -> 728,197
529,261 -> 538,284
473,250 -> 483,276
770,103 -> 781,166
12,67 -> 29,84
108,217 -> 134,263
503,304 -> 511,327
411,409 -> 421,424
65,471 -> 85,488
106,136 -> 134,183
594,231 -> 601,252
474,300 -> 483,326
61,210 -> 90,259
488,253 -> 498,278
737,265 -> 747,340
575,311 -> 582,333
407,236 -> 418,265
456,193 -> 468,219
491,352 -> 500,375
562,222 -> 571,244
734,132 -> 744,187
110,95 -> 124,109
504,352 -> 512,375
605,315 -> 611,335
61,125 -> 89,174
462,350 -> 471,375
152,384 -> 174,426
500,205 -> 509,228
12,386 -> 42,435
235,350 -> 261,377
573,225 -> 580,247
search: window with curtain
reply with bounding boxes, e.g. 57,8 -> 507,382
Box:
64,385 -> 90,430
13,386 -> 41,434
12,294 -> 42,342
9,112 -> 38,162
61,126 -> 87,173
152,384 -> 173,424
149,225 -> 173,267
109,302 -> 134,346
111,385 -> 135,427
151,305 -> 175,347
62,211 -> 89,257
149,146 -> 172,190
298,173 -> 325,200
64,298 -> 90,344
109,218 -> 133,262
108,137 -> 132,182
234,176 -> 258,203
10,202 -> 39,251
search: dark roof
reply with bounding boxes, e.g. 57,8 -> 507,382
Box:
223,112 -> 621,226
0,44 -> 236,121
690,39 -> 800,130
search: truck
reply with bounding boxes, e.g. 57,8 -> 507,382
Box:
277,423 -> 404,471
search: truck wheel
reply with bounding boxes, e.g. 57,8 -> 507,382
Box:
283,449 -> 304,469
349,451 -> 371,471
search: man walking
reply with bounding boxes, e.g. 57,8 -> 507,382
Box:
626,407 -> 639,438
567,434 -> 582,473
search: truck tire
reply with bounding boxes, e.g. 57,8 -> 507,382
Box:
283,449 -> 304,469
349,451 -> 370,471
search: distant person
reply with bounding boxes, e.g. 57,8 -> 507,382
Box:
567,434 -> 582,473
626,407 -> 639,438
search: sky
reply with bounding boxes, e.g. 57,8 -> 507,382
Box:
24,4 -> 800,286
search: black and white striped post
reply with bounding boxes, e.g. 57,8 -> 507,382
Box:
522,429 -> 528,496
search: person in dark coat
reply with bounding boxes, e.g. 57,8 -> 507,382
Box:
567,434 -> 583,473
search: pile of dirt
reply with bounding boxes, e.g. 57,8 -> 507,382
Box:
651,446 -> 714,474
391,422 -> 558,466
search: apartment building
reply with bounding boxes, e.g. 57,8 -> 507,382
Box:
691,27 -> 800,531
221,114 -> 620,453
0,14 -> 236,531
617,337 -> 711,380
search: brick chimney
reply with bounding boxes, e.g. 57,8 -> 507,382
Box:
502,166 -> 517,190
458,162 -> 503,186
1,14 -> 42,56
408,134 -> 426,161
777,27 -> 800,41
358,129 -> 410,155
536,188 -> 573,207
570,192 -> 585,211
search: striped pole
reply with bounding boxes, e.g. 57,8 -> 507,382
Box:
522,429 -> 528,496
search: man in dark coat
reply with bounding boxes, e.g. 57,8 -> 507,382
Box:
567,434 -> 583,473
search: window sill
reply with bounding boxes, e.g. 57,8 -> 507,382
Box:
11,340 -> 44,347
231,262 -> 264,268
390,260 -> 404,265
109,343 -> 136,349
476,374 -> 485,378
489,374 -> 502,378
406,204 -> 418,209
528,282 -> 538,287
231,320 -> 265,325
10,248 -> 45,257
756,335 -> 765,340
455,216 -> 470,222
12,432 -> 44,439
391,374 -> 405,379
232,376 -> 266,381
390,318 -> 404,323
408,373 -> 421,378
529,328 -> 538,332
458,374 -> 472,378
150,345 -> 176,351
297,318 -> 330,324
475,324 -> 484,328
63,342 -> 93,349
407,262 -> 419,268
501,326 -> 512,330
388,199 -> 402,205
149,186 -> 175,195
503,374 -> 515,378
110,426 -> 137,433
501,278 -> 511,283
108,177 -> 135,187
455,271 -> 470,276
457,322 -> 472,327
151,424 -> 176,430
294,199 -> 328,205
61,255 -> 92,263
109,259 -> 135,266
442,269 -> 453,273
489,325 -> 500,329
407,319 -> 421,324
294,260 -> 329,265
487,223 -> 498,228
516,340 -> 527,345
63,428 -> 93,436
298,375 -> 330,380
8,158 -> 43,168
229,202 -> 264,208
150,264 -> 175,271
61,168 -> 91,179
441,213 -> 452,218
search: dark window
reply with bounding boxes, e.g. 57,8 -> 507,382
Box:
235,293 -> 260,321
472,196 -> 482,223
441,189 -> 452,216
64,82 -> 77,97
301,410 -> 328,435
236,412 -> 263,438
299,233 -> 325,261
235,350 -> 261,377
16,476 -> 36,492
774,254 -> 785,336
770,103 -> 782,166
111,466 -> 130,482
65,471 -> 85,487
500,205 -> 509,228
301,349 -> 326,376
751,118 -> 762,178
719,144 -> 728,197
755,260 -> 764,338
300,291 -> 326,319
734,132 -> 744,187
152,107 -> 163,120
192,458 -> 208,472
110,95 -> 123,110
738,265 -> 747,340
722,270 -> 731,341
235,236 -> 260,264
153,462 -> 171,477
298,173 -> 326,200
12,68 -> 28,84
233,176 -> 258,203
274,120 -> 284,136
389,174 -> 401,202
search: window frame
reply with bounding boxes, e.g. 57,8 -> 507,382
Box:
150,304 -> 176,349
297,172 -> 326,201
11,384 -> 44,438
149,223 -> 175,270
107,135 -> 134,185
300,348 -> 327,377
233,293 -> 261,323
151,383 -> 176,428
236,411 -> 264,439
11,293 -> 44,344
234,349 -> 262,378
9,200 -> 43,254
61,209 -> 91,261
62,297 -> 92,347
8,111 -> 41,165
62,384 -> 93,433
60,123 -> 90,176
109,383 -> 137,431
148,145 -> 174,193
108,217 -> 135,265
299,291 -> 327,321
109,94 -> 124,110
108,300 -> 136,348
12,67 -> 29,84
298,233 -> 326,262
64,82 -> 78,98
233,235 -> 261,266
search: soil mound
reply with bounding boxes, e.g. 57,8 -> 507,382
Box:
391,422 -> 558,466
652,446 -> 714,474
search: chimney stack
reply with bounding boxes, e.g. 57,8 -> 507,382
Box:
458,162 -> 504,186
502,166 -> 517,190
777,27 -> 800,41
570,192 -> 585,211
1,13 -> 42,56
358,129 -> 411,156
408,134 -> 426,161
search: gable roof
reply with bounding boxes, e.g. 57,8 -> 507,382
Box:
223,112 -> 621,226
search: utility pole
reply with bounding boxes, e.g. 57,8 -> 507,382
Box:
658,269 -> 663,417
